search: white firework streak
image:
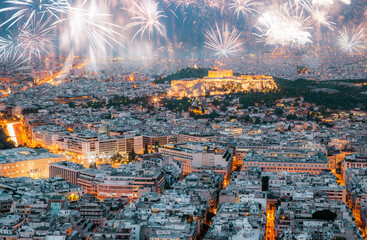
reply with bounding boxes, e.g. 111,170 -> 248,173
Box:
301,1 -> 335,31
204,23 -> 244,58
337,26 -> 367,54
170,0 -> 222,9
312,0 -> 333,6
311,8 -> 335,31
305,0 -> 351,6
0,0 -> 70,29
229,0 -> 259,19
0,14 -> 54,65
124,0 -> 167,41
255,3 -> 313,47
20,14 -> 54,60
172,0 -> 195,9
0,31 -> 26,65
57,4 -> 125,53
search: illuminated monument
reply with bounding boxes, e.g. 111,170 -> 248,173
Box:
167,70 -> 278,99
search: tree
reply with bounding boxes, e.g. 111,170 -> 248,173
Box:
286,114 -> 298,120
255,117 -> 261,124
261,176 -> 269,191
22,108 -> 39,115
144,144 -> 149,154
89,162 -> 97,169
155,67 -> 210,84
111,153 -> 123,162
68,102 -> 76,108
312,210 -> 337,221
154,141 -> 160,152
128,149 -> 136,161
0,128 -> 15,149
275,108 -> 284,115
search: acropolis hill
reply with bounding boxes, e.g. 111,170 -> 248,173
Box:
167,70 -> 278,99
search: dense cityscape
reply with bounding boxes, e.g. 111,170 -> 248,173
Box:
0,0 -> 367,240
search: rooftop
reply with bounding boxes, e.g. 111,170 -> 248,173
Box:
0,148 -> 63,164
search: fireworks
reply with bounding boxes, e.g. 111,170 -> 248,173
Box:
301,0 -> 335,31
0,0 -> 69,29
0,31 -> 24,65
311,0 -> 334,6
310,7 -> 336,31
337,26 -> 367,54
255,3 -> 313,47
21,14 -> 54,60
309,0 -> 351,5
0,14 -> 54,65
172,0 -> 223,9
171,0 -> 196,9
124,0 -> 167,41
59,4 -> 124,52
204,23 -> 244,58
0,0 -> 364,65
229,0 -> 259,18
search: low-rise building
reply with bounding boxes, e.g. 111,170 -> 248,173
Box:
242,150 -> 329,175
50,161 -> 170,201
159,141 -> 233,178
0,148 -> 65,179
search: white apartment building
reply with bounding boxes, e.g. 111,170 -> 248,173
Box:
158,142 -> 233,177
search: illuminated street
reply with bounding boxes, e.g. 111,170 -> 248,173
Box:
266,201 -> 276,240
6,122 -> 18,146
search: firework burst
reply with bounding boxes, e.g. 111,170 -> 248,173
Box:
301,1 -> 335,31
311,0 -> 334,6
124,0 -> 167,41
255,3 -> 313,47
21,14 -> 54,60
0,14 -> 54,65
311,7 -> 336,30
172,0 -> 223,9
0,0 -> 69,29
58,2 -> 124,55
229,0 -> 259,18
0,31 -> 25,65
204,23 -> 244,58
337,26 -> 367,54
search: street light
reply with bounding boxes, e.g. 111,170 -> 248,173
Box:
153,97 -> 159,109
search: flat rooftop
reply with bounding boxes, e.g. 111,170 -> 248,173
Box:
244,151 -> 328,163
0,147 -> 63,164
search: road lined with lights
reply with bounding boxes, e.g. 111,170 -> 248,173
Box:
6,123 -> 18,146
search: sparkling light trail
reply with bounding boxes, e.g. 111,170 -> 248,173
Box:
337,26 -> 367,54
204,23 -> 244,58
